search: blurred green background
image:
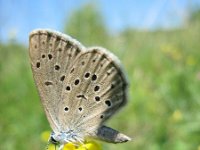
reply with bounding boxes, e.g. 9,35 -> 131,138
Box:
0,1 -> 200,150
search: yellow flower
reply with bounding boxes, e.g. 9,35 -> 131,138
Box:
63,143 -> 76,150
76,141 -> 102,150
41,130 -> 51,142
62,141 -> 102,150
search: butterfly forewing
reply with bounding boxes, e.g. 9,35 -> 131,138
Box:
29,29 -> 84,131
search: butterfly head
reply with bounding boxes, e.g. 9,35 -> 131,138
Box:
50,130 -> 83,145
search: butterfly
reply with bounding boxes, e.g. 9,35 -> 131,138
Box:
29,29 -> 131,149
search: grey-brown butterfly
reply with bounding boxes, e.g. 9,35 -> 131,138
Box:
29,29 -> 131,149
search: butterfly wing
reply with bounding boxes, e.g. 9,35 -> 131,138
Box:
29,29 -> 85,132
30,29 -> 130,143
57,46 -> 129,141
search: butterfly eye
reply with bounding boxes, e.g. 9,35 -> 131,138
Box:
50,135 -> 58,144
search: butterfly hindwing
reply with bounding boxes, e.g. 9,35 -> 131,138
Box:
57,47 -> 128,137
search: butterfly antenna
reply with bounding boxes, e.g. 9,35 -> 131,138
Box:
46,135 -> 53,150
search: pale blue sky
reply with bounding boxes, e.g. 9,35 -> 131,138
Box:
0,0 -> 200,44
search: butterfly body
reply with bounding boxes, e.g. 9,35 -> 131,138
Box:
50,130 -> 83,144
29,29 -> 131,149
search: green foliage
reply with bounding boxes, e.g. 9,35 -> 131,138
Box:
0,43 -> 48,149
64,3 -> 109,47
189,7 -> 200,23
0,4 -> 200,150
